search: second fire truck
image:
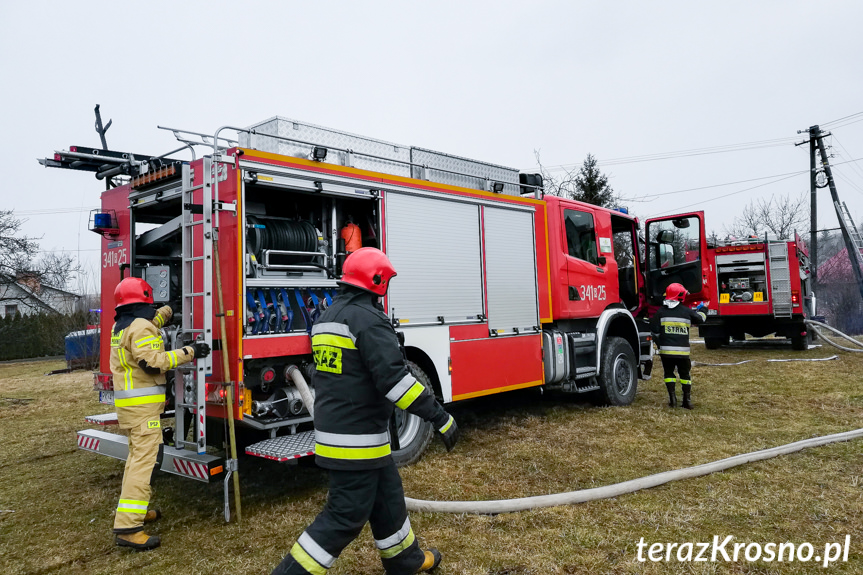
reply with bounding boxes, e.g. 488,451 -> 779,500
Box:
642,217 -> 813,350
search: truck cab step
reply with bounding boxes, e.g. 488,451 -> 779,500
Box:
246,431 -> 316,462
76,428 -> 223,482
84,410 -> 175,426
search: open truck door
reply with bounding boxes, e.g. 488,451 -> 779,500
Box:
644,211 -> 708,306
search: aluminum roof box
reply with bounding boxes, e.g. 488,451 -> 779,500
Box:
241,117 -> 522,195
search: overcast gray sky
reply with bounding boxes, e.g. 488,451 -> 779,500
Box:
2,0 -> 862,291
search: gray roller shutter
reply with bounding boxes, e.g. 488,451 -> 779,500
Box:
385,193 -> 483,323
484,207 -> 539,334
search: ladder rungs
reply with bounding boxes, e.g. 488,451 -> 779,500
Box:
184,257 -> 205,262
184,292 -> 205,297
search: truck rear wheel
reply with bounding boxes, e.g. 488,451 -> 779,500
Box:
593,336 -> 638,406
391,361 -> 434,467
704,335 -> 728,349
790,331 -> 811,351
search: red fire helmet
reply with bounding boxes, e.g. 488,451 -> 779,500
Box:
665,282 -> 688,302
338,247 -> 397,296
114,277 -> 155,307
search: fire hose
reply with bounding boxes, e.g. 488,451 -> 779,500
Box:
407,322 -> 863,514
404,428 -> 863,514
286,332 -> 863,515
805,319 -> 863,353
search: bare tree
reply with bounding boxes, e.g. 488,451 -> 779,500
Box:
723,192 -> 808,240
0,210 -> 81,309
0,209 -> 39,279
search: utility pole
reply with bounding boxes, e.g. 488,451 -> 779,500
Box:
798,124 -> 863,301
808,128 -> 818,285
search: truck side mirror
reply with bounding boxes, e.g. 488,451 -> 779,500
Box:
597,256 -> 607,266
658,244 -> 675,268
657,230 -> 675,244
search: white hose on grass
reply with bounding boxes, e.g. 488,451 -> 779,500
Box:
405,428 -> 863,514
806,320 -> 863,353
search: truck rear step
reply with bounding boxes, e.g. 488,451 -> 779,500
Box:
84,410 -> 175,426
76,429 -> 223,482
246,431 -> 315,462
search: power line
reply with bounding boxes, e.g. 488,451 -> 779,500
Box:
645,172 -> 806,217
14,206 -> 99,216
645,156 -> 863,217
533,136 -> 799,172
824,116 -> 863,131
832,169 -> 863,197
821,110 -> 863,128
634,169 -> 809,201
831,135 -> 863,182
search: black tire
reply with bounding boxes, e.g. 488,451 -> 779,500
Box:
592,336 -> 638,406
704,335 -> 728,350
391,361 -> 434,467
790,331 -> 811,351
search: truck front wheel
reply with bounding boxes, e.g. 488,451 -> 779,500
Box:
593,336 -> 638,406
391,361 -> 434,467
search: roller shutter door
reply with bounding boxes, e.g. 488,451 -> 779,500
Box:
484,206 -> 539,334
385,193 -> 483,323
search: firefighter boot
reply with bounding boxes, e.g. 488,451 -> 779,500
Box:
664,381 -> 677,408
143,509 -> 162,523
417,548 -> 442,572
681,384 -> 693,410
116,531 -> 161,551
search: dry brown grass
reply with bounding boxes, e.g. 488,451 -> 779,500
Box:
1,341 -> 862,574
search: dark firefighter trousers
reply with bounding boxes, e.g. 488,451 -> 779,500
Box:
272,462 -> 425,575
660,355 -> 692,387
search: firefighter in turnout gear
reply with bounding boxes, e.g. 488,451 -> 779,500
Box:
110,277 -> 210,550
272,248 -> 457,575
649,283 -> 707,410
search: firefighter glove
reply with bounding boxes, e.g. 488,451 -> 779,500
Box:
695,302 -> 708,312
192,341 -> 211,359
437,414 -> 459,452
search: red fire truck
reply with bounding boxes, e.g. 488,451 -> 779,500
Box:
41,117 -> 705,509
642,214 -> 813,350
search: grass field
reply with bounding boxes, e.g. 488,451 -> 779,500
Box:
1,341 -> 862,574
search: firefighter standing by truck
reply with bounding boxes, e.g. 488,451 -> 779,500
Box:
109,277 -> 210,550
272,248 -> 459,575
649,283 -> 707,410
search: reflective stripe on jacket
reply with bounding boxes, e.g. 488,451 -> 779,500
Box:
649,305 -> 707,356
311,288 -> 449,470
110,317 -> 194,425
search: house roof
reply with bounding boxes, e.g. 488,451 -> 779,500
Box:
0,279 -> 82,314
818,247 -> 863,282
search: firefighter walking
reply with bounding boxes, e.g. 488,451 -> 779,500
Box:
649,283 -> 707,409
110,277 -> 210,550
272,248 -> 458,575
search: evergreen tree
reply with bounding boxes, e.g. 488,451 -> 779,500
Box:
572,154 -> 616,207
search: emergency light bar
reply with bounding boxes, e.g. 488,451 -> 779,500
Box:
714,244 -> 765,254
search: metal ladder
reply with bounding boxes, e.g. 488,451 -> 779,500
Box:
768,240 -> 793,318
838,201 -> 863,268
175,160 -> 214,454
